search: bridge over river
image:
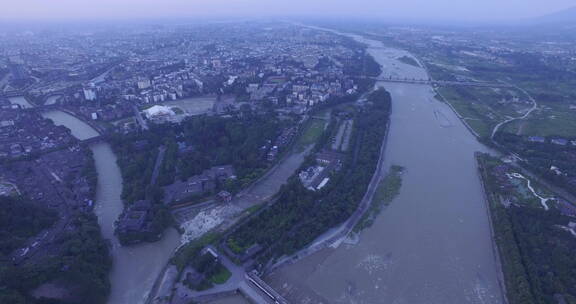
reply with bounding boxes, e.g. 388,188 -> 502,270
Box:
170,246 -> 288,304
266,23 -> 505,304
362,76 -> 514,88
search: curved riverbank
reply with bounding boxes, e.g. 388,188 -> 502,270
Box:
267,115 -> 391,274
41,110 -> 100,140
39,110 -> 181,304
267,25 -> 503,304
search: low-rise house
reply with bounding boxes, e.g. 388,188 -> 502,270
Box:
217,190 -> 232,203
316,150 -> 344,166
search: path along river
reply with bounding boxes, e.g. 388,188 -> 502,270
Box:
41,110 -> 181,304
265,29 -> 504,304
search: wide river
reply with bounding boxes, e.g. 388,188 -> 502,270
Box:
41,110 -> 181,304
34,27 -> 502,304
265,29 -> 504,304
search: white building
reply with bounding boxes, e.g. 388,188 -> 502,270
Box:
83,87 -> 97,101
144,105 -> 175,119
137,77 -> 151,90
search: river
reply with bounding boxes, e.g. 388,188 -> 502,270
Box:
40,110 -> 181,304
42,110 -> 99,140
265,29 -> 504,304
45,95 -> 62,105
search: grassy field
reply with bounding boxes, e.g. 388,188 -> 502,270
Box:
428,52 -> 576,139
438,87 -> 495,138
295,118 -> 326,150
465,119 -> 492,138
438,86 -> 534,139
355,165 -> 404,232
504,101 -> 576,137
210,265 -> 232,285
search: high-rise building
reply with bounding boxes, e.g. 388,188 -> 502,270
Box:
83,85 -> 97,101
137,77 -> 151,90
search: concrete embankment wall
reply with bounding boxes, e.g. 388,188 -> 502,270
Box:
191,291 -> 242,303
475,155 -> 509,304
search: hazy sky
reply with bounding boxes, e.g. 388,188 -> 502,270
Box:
1,0 -> 575,22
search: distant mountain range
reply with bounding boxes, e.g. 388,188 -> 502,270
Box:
531,6 -> 576,25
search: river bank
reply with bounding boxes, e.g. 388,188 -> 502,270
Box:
265,24 -> 503,304
266,109 -> 392,274
38,109 -> 182,304
476,154 -> 510,304
42,110 -> 101,140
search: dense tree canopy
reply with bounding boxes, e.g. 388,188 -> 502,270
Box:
226,88 -> 392,263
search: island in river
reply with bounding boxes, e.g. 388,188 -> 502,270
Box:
263,24 -> 505,304
0,20 -> 529,304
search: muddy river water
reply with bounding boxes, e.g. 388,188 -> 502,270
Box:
41,110 -> 181,304
265,29 -> 504,304
37,27 -> 503,304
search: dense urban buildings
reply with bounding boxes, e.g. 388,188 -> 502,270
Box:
2,4 -> 576,304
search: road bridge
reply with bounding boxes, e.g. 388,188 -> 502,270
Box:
169,246 -> 289,304
1,90 -> 24,98
244,271 -> 289,304
362,76 -> 514,88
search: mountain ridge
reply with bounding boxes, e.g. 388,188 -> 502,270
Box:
531,6 -> 576,24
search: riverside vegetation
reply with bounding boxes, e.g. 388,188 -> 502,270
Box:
478,153 -> 576,304
110,109 -> 286,244
224,87 -> 392,266
355,165 -> 404,232
0,197 -> 112,304
0,148 -> 111,304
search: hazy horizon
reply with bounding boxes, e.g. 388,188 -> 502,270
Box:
1,0 -> 575,23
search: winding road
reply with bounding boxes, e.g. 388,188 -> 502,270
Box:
490,83 -> 538,141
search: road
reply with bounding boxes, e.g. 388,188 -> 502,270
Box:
0,71 -> 10,92
147,143 -> 314,303
133,105 -> 149,131
490,83 -> 538,141
171,246 -> 283,304
150,145 -> 166,186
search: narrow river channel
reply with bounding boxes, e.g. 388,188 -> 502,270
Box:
265,29 -> 504,304
41,109 -> 181,304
